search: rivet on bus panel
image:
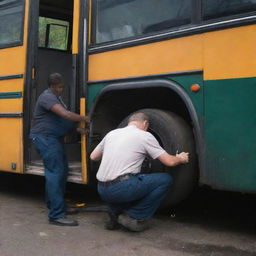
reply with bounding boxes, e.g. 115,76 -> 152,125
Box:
190,84 -> 200,92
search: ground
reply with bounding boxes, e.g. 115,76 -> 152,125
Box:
0,172 -> 256,256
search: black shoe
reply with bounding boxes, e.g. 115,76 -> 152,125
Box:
117,214 -> 149,232
105,211 -> 120,230
66,206 -> 79,215
49,217 -> 79,226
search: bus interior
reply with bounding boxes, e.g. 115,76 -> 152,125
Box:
27,0 -> 83,183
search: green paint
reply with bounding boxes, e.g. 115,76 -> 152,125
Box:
87,74 -> 204,115
0,91 -> 22,99
87,83 -> 107,111
87,75 -> 256,192
204,76 -> 256,192
170,74 -> 204,117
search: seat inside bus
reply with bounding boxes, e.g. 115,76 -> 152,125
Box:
29,0 -> 82,176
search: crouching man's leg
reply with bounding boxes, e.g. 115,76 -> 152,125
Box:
98,183 -> 132,230
118,173 -> 172,231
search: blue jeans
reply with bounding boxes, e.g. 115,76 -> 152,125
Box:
98,173 -> 172,220
31,134 -> 69,219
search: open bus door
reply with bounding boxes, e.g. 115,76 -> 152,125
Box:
0,0 -> 30,173
24,0 -> 89,184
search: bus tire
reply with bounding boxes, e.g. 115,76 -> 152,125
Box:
119,108 -> 197,208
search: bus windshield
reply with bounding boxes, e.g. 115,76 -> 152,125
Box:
93,0 -> 191,44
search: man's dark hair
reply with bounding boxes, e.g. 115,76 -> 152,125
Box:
128,112 -> 149,123
48,73 -> 64,87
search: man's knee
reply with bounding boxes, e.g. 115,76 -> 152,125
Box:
158,173 -> 173,187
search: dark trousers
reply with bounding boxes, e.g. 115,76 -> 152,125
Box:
98,173 -> 172,220
32,134 -> 68,219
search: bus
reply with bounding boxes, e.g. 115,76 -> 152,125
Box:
0,0 -> 256,207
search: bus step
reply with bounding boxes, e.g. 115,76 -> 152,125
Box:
26,161 -> 83,183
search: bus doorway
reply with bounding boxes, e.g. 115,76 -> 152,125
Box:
26,0 -> 83,183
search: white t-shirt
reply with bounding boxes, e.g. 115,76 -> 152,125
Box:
95,125 -> 166,182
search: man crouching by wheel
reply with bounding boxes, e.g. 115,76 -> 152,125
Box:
90,112 -> 189,232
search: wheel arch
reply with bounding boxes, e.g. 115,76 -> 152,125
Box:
89,79 -> 204,174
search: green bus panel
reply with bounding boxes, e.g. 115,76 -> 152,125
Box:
171,74 -> 204,118
204,76 -> 256,192
87,74 -> 204,116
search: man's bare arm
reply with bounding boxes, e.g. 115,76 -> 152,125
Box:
157,152 -> 189,167
51,104 -> 89,122
90,148 -> 103,161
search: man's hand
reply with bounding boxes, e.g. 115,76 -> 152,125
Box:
158,151 -> 189,166
176,152 -> 189,164
82,115 -> 90,124
76,127 -> 88,135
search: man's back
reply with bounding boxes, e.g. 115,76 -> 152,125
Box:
96,125 -> 165,182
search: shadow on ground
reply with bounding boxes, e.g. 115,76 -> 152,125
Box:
1,172 -> 256,236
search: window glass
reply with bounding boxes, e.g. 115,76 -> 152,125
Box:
203,0 -> 256,20
0,0 -> 24,46
39,17 -> 69,51
94,0 -> 191,44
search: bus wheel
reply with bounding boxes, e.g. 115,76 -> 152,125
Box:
119,108 -> 197,208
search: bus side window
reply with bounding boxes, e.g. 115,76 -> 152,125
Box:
93,0 -> 191,45
111,25 -> 135,41
96,31 -> 112,43
203,0 -> 256,20
0,0 -> 24,47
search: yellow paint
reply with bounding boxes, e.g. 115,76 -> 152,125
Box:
0,0 -> 29,76
89,34 -> 203,81
0,0 -> 29,173
0,79 -> 24,92
72,0 -> 80,54
203,25 -> 256,80
0,118 -> 23,172
0,47 -> 26,75
88,24 -> 256,81
76,203 -> 86,207
80,97 -> 88,184
0,99 -> 23,113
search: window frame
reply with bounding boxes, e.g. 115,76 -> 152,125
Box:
89,0 -> 256,54
0,0 -> 26,49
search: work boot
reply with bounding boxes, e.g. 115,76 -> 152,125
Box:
117,213 -> 149,232
105,211 -> 120,230
49,217 -> 79,226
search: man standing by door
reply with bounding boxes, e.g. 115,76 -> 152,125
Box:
30,73 -> 89,226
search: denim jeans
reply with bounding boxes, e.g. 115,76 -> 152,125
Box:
31,134 -> 69,219
98,173 -> 172,220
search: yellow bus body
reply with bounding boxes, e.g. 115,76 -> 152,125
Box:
89,24 -> 256,82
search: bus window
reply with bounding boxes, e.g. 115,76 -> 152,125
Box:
39,17 -> 70,51
203,0 -> 256,20
93,0 -> 191,44
0,0 -> 24,47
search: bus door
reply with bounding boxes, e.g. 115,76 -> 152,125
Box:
26,0 -> 89,184
0,0 -> 29,173
74,0 -> 89,184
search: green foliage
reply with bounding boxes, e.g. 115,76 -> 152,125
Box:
39,17 -> 69,50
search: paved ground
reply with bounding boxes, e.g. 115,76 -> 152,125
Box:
1,172 -> 256,256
